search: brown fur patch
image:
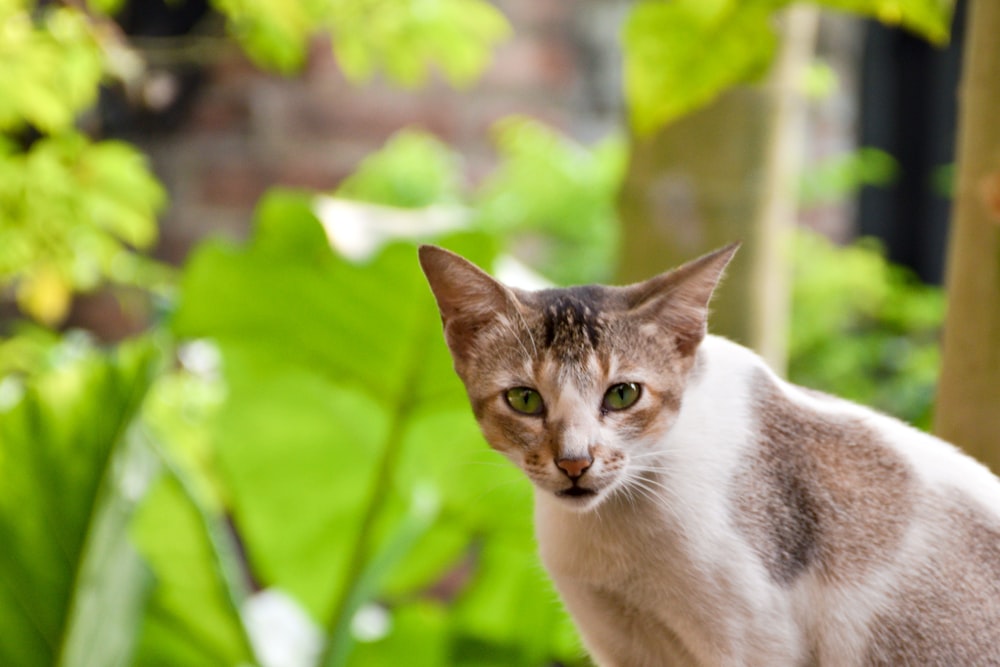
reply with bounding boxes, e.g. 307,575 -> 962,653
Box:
731,371 -> 915,585
863,494 -> 1000,665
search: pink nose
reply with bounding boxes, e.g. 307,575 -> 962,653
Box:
556,456 -> 593,479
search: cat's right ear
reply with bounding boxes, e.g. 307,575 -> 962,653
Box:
418,245 -> 516,362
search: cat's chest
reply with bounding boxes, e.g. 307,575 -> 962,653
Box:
534,499 -> 683,589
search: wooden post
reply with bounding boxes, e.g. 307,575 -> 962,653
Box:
935,0 -> 1000,468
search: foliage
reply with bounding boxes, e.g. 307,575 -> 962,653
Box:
0,0 -> 508,327
209,0 -> 510,81
141,192 -> 583,666
788,231 -> 944,429
335,121 -> 626,285
0,132 -> 167,325
336,131 -> 465,208
0,338 -> 158,667
0,0 -> 103,133
0,0 -> 165,326
622,0 -> 954,134
475,117 -> 626,285
799,147 -> 899,206
327,0 -> 511,87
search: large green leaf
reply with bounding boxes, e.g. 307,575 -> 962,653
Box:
131,468 -> 257,667
170,190 -> 583,664
0,339 -> 158,667
172,190 -> 547,663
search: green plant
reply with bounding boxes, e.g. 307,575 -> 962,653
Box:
622,0 -> 952,134
788,231 -> 945,429
334,120 -> 626,285
0,338 -> 159,667
145,193 -> 584,665
0,0 -> 166,325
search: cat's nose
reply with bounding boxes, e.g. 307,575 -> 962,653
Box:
556,456 -> 593,479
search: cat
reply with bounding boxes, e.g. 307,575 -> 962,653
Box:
418,243 -> 1000,667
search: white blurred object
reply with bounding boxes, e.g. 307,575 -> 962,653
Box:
177,339 -> 222,379
314,197 -> 467,262
351,603 -> 392,643
493,254 -> 552,290
313,196 -> 551,290
243,589 -> 322,667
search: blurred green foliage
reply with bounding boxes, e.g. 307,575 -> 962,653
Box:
0,0 -> 507,327
799,147 -> 899,206
211,0 -> 509,80
0,0 -> 103,132
0,339 -> 158,667
0,132 -> 167,325
622,0 -> 953,133
476,117 -> 626,285
337,131 -> 465,208
0,1 -> 166,325
144,195 -> 582,666
336,120 -> 626,285
788,231 -> 944,429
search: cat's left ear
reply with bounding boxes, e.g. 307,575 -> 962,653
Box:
624,243 -> 740,355
418,245 -> 518,362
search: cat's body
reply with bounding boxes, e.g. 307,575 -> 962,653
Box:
418,244 -> 1000,667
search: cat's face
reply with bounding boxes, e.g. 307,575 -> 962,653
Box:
419,245 -> 736,512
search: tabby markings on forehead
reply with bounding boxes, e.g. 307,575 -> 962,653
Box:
539,291 -> 605,361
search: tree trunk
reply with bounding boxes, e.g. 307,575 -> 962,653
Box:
934,0 -> 1000,469
616,7 -> 818,373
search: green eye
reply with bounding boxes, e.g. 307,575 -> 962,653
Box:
505,387 -> 544,415
603,383 -> 641,411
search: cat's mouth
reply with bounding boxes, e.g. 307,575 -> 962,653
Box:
556,486 -> 597,498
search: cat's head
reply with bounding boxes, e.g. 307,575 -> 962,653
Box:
419,245 -> 737,512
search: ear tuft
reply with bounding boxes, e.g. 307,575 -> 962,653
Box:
625,242 -> 739,355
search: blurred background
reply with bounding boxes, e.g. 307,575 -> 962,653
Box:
0,0 -> 986,665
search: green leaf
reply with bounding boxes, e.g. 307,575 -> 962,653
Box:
347,601 -> 449,667
0,6 -> 104,133
623,0 -> 781,135
815,0 -> 953,44
0,338 -> 159,667
788,231 -> 944,429
209,0 -> 510,83
474,117 -> 625,284
336,130 -> 464,208
330,0 -> 510,88
451,536 -> 583,666
622,0 -> 953,134
131,469 -> 257,667
0,132 -> 166,325
171,190 -> 518,663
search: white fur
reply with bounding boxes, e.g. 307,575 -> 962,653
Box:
534,335 -> 1000,666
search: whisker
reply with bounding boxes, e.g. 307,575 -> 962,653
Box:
511,305 -> 539,358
